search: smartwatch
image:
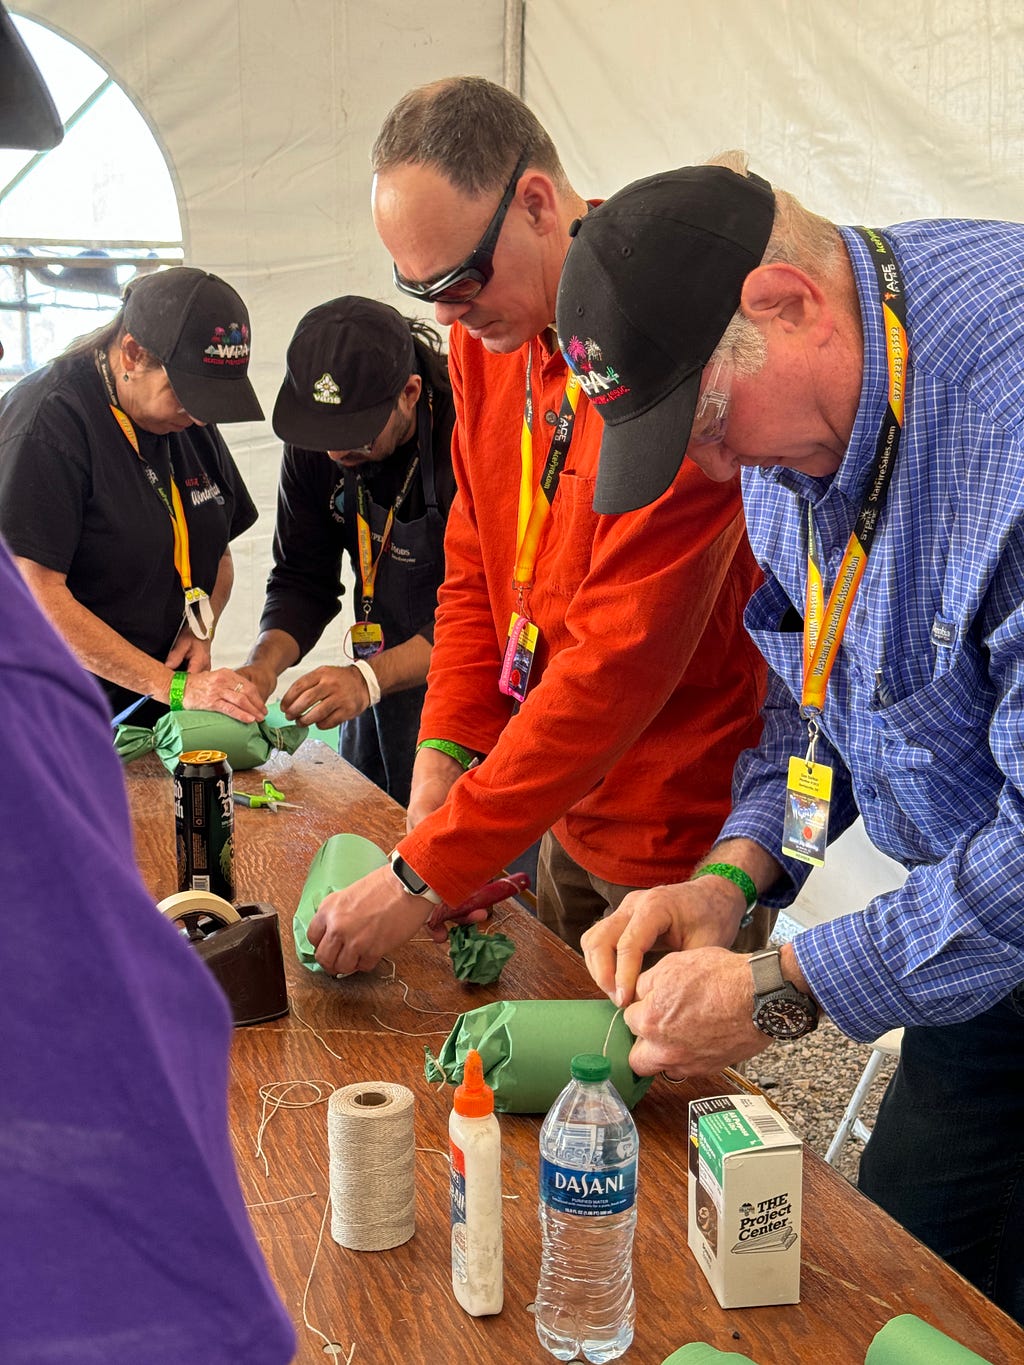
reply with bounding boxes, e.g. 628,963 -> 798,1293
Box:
389,850 -> 442,905
750,948 -> 819,1040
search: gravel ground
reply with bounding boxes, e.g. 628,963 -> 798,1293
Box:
743,913 -> 900,1187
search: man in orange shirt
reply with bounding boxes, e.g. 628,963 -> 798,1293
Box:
308,77 -> 766,973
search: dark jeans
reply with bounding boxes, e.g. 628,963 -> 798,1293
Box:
859,985 -> 1024,1326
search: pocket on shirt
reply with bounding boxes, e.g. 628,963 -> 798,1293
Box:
545,472 -> 600,598
870,648 -> 998,845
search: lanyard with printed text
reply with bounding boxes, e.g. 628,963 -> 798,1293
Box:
498,343 -> 581,704
94,348 -> 214,639
354,451 -> 420,615
801,228 -> 908,736
782,229 -> 908,868
513,342 -> 582,597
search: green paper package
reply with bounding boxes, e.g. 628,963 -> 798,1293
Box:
112,724 -> 157,762
294,833 -> 388,970
662,1346 -> 760,1365
425,998 -> 653,1113
866,1315 -> 993,1365
152,710 -> 307,773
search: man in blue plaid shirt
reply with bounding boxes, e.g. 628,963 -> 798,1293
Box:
557,155 -> 1024,1323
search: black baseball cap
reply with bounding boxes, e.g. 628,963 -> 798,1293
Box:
555,165 -> 775,513
122,267 -> 264,423
0,3 -> 63,151
272,297 -> 416,450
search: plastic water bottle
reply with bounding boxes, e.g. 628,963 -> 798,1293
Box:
535,1053 -> 638,1362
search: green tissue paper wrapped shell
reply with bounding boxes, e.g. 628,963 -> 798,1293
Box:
425,998 -> 653,1113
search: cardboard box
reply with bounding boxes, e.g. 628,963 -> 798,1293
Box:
688,1094 -> 803,1308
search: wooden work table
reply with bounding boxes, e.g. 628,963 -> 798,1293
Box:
126,744 -> 1024,1365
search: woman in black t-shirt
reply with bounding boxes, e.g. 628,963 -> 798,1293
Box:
0,266 -> 268,724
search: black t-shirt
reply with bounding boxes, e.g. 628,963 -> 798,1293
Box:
0,350 -> 257,715
259,367 -> 456,658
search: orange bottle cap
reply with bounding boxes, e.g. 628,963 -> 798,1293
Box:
453,1048 -> 494,1117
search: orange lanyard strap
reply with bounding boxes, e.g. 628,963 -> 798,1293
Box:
513,342 -> 582,590
354,451 -> 421,612
801,228 -> 908,716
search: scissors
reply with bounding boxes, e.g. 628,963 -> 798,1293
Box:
232,779 -> 302,813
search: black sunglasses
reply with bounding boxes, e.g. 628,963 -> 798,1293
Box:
392,152 -> 529,305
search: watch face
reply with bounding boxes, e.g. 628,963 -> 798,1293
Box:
754,995 -> 817,1040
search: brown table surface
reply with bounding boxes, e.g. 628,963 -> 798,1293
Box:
126,744 -> 1024,1365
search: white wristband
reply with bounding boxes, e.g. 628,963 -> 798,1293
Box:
352,658 -> 381,707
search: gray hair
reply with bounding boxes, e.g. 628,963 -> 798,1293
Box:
706,150 -> 843,375
372,76 -> 569,196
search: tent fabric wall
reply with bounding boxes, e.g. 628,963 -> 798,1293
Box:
14,0 -> 506,677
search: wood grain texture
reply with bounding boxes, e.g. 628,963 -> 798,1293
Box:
127,745 -> 1024,1365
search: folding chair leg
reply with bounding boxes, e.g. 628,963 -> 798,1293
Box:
824,1049 -> 887,1166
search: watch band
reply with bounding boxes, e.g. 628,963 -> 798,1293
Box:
749,948 -> 787,995
388,850 -> 442,904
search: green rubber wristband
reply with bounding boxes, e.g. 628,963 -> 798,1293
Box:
692,862 -> 758,928
416,738 -> 481,771
168,670 -> 188,711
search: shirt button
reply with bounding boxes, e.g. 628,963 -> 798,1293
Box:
544,409 -> 558,425
861,784 -> 877,800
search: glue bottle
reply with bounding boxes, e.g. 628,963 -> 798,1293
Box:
448,1047 -> 503,1315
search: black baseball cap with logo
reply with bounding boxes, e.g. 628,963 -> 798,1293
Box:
555,164 -> 775,514
122,267 -> 264,424
272,297 -> 416,450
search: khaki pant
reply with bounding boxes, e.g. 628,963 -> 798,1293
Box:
536,829 -> 776,956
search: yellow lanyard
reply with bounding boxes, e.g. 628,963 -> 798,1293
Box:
513,342 -> 582,594
96,350 -> 213,639
353,452 -> 420,615
801,228 -> 908,718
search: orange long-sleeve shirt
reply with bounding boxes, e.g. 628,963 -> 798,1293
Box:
398,324 -> 766,906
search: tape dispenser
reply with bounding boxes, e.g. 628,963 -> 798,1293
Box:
158,890 -> 289,1026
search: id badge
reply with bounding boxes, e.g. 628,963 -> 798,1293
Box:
499,611 -> 539,703
782,755 -> 833,867
350,620 -> 384,660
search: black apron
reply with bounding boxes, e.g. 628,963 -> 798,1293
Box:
340,394 -> 445,807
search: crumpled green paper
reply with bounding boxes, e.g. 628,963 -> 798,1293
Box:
425,998 -> 654,1113
114,709 -> 308,772
447,922 -> 516,984
294,833 -> 388,971
112,724 -> 158,762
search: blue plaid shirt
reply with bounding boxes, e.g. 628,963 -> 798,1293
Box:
720,220 -> 1024,1041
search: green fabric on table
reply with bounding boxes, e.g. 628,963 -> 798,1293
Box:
447,922 -> 516,984
866,1315 -> 993,1365
293,833 -> 388,970
661,1346 -> 760,1365
151,710 -> 308,773
424,998 -> 654,1113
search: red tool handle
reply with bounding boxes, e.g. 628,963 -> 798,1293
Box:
427,872 -> 531,931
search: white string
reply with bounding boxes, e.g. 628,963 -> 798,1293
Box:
601,1006 -> 624,1057
253,1079 -> 335,1178
301,1188 -> 355,1363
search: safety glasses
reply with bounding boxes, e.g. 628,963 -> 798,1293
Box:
392,152 -> 529,305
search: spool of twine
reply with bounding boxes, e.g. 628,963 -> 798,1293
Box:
328,1081 -> 416,1251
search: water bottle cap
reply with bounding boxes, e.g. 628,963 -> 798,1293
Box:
453,1047 -> 494,1116
570,1053 -> 611,1082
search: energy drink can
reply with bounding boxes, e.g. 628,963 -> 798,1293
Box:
174,749 -> 235,901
